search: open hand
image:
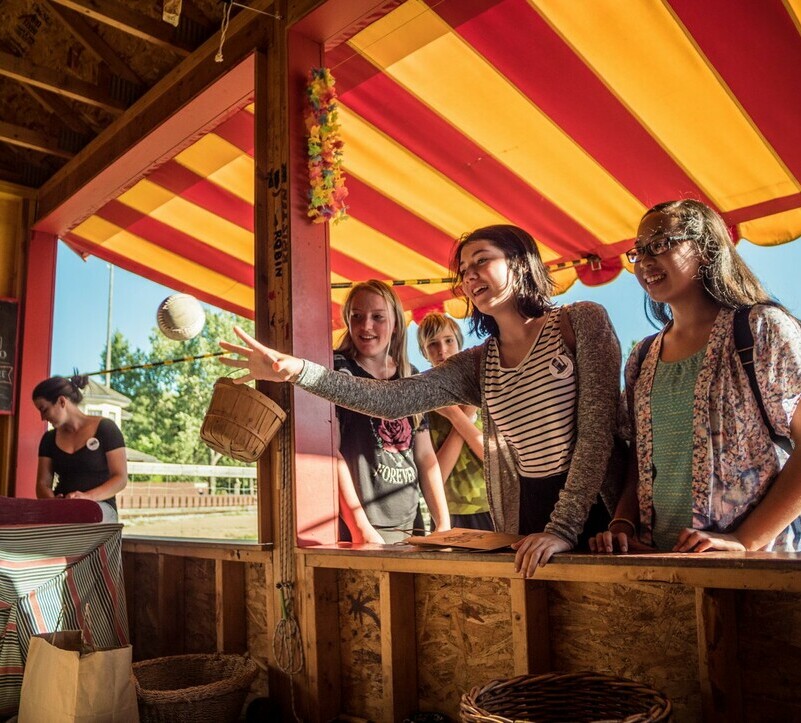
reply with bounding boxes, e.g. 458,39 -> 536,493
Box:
511,532 -> 571,577
219,326 -> 304,384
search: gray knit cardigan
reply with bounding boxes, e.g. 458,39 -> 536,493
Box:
296,301 -> 622,544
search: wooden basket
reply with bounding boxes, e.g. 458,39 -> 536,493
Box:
200,377 -> 286,463
134,653 -> 258,723
460,672 -> 672,722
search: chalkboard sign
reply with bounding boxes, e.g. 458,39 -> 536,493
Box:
0,298 -> 18,415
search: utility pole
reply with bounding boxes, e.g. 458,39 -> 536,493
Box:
105,264 -> 114,389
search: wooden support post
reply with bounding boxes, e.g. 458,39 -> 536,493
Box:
302,565 -> 341,722
215,559 -> 247,653
13,230 -> 57,498
157,554 -> 185,656
380,571 -> 418,722
510,578 -> 551,675
696,587 -> 743,723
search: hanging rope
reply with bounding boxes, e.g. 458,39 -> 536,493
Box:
329,255 -> 602,290
215,0 -> 281,63
271,419 -> 305,722
74,351 -> 228,379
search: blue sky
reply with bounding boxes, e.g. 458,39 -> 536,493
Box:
51,238 -> 801,377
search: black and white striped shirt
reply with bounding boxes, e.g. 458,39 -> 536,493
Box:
484,309 -> 577,477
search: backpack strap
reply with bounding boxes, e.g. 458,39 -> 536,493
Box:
733,306 -> 793,455
558,306 -> 576,355
637,333 -> 659,369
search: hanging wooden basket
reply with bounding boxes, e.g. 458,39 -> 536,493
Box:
200,378 -> 286,463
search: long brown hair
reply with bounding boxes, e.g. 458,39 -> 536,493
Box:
451,224 -> 554,338
642,200 -> 778,326
335,280 -> 412,379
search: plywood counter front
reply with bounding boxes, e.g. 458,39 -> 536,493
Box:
298,546 -> 801,723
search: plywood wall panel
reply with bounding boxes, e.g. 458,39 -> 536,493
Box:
338,569 -> 383,721
246,561 -> 272,698
739,590 -> 801,722
549,581 -> 700,722
415,574 -> 515,719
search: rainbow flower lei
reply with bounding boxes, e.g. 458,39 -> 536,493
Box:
306,68 -> 348,224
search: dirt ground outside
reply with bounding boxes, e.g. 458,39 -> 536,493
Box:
120,508 -> 258,540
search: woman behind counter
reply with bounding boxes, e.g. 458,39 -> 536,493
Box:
33,375 -> 128,522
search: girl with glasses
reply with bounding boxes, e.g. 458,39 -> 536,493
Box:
591,199 -> 801,554
221,225 -> 622,577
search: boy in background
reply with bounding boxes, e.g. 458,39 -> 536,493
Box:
417,313 -> 493,530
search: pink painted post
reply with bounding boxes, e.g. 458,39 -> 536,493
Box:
14,231 -> 57,498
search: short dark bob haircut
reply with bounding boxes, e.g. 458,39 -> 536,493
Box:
451,224 -> 554,338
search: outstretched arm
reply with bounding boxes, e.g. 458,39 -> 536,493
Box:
220,326 -> 480,419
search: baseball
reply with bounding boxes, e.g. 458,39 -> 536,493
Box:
156,294 -> 206,341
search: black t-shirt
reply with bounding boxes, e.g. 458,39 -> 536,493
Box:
38,417 -> 125,510
335,354 -> 427,542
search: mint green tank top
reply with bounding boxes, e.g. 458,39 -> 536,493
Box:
650,346 -> 706,551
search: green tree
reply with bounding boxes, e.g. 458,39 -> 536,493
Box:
105,309 -> 255,465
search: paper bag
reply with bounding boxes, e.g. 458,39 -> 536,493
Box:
18,631 -> 139,723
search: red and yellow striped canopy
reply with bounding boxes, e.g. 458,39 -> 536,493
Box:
64,0 -> 801,327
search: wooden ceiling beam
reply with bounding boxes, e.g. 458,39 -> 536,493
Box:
36,0 -> 277,227
44,0 -> 143,85
0,165 -> 24,186
47,0 -> 199,57
22,86 -> 95,136
0,121 -> 75,159
0,51 -> 127,113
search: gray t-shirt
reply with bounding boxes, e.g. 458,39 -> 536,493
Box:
335,355 -> 426,542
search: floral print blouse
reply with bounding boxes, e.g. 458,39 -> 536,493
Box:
625,305 -> 801,551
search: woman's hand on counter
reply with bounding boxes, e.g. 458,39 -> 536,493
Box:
588,529 -> 652,554
672,528 -> 746,553
511,532 -> 571,577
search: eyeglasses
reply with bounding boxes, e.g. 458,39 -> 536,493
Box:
625,235 -> 690,264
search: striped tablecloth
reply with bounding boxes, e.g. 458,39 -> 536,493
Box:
0,523 -> 129,713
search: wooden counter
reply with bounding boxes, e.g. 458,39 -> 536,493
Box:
120,537 -> 800,722
302,544 -> 801,590
298,546 -> 801,723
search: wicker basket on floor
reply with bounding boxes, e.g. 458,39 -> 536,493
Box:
460,671 -> 672,722
133,653 -> 258,723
